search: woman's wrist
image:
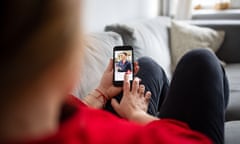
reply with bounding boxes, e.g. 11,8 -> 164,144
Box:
96,86 -> 109,99
82,89 -> 109,109
128,111 -> 159,125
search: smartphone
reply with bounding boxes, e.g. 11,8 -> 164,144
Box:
113,46 -> 134,86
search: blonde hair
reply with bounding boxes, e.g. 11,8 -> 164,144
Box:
0,0 -> 82,98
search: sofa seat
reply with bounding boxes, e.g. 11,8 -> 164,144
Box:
74,17 -> 240,144
225,64 -> 240,121
225,121 -> 240,144
224,64 -> 240,144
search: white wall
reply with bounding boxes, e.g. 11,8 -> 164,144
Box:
82,0 -> 159,32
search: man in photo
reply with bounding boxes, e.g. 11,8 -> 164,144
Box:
116,52 -> 132,73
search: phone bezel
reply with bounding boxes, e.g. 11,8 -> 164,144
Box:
113,46 -> 134,87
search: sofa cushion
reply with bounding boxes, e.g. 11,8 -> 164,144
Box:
73,32 -> 123,98
186,20 -> 240,63
225,121 -> 240,144
225,64 -> 240,121
170,20 -> 225,71
105,16 -> 172,79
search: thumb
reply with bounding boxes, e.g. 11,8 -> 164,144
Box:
106,59 -> 113,72
111,98 -> 121,115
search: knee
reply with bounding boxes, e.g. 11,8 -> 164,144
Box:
184,49 -> 216,61
178,49 -> 220,70
137,57 -> 154,67
137,56 -> 164,71
136,56 -> 169,90
136,56 -> 168,81
137,56 -> 153,63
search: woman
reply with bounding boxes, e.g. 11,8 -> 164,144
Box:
0,0 -> 228,144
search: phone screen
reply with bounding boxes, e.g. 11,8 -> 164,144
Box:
113,46 -> 134,86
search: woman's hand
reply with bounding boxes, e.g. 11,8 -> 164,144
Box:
111,74 -> 159,124
97,59 -> 140,99
97,59 -> 122,99
83,59 -> 140,109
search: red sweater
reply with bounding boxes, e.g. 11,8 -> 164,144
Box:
10,96 -> 212,144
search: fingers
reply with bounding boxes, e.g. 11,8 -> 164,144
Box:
105,59 -> 113,72
144,91 -> 151,104
139,84 -> 145,97
123,73 -> 130,96
132,77 -> 140,95
138,84 -> 151,104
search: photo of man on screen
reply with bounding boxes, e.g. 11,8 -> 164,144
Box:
116,52 -> 132,73
114,50 -> 133,82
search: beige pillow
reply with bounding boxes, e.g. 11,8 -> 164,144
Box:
170,20 -> 225,71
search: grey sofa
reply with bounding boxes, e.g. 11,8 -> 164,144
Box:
75,17 -> 240,144
193,20 -> 240,144
106,19 -> 240,144
182,20 -> 240,143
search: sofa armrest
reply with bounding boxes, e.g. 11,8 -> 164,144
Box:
185,20 -> 240,64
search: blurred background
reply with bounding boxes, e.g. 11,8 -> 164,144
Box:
82,0 -> 240,32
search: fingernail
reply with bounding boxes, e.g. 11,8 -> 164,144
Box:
125,74 -> 129,81
134,77 -> 141,81
134,77 -> 141,82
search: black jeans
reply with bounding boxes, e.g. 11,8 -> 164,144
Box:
105,49 -> 229,144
